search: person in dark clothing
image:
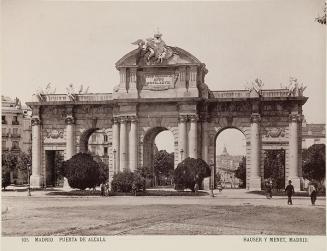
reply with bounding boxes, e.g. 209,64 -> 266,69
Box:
308,184 -> 317,205
285,180 -> 295,205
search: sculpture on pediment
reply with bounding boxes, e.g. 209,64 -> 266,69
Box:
132,32 -> 175,65
33,83 -> 56,102
246,78 -> 264,97
282,77 -> 307,97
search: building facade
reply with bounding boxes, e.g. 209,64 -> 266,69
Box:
301,121 -> 325,149
26,34 -> 307,191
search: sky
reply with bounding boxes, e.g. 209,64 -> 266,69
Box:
1,0 -> 325,155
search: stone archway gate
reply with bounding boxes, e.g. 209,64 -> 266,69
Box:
27,34 -> 307,191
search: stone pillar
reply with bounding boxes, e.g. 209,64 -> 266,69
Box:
65,116 -> 75,160
201,117 -> 208,163
119,116 -> 127,171
288,114 -> 301,190
249,113 -> 261,191
30,117 -> 42,188
129,116 -> 137,172
188,114 -> 198,159
178,115 -> 188,162
112,117 -> 120,173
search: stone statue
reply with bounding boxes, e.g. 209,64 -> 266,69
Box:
132,32 -> 174,64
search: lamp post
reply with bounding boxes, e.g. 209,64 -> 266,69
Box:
113,149 -> 117,174
210,164 -> 215,197
180,149 -> 184,162
27,164 -> 31,196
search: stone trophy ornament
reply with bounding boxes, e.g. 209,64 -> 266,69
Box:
281,77 -> 307,97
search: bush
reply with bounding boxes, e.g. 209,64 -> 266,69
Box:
2,169 -> 10,190
111,170 -> 145,193
173,157 -> 211,192
63,153 -> 103,190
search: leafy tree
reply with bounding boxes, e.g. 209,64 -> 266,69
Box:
302,144 -> 325,188
16,149 -> 32,184
173,157 -> 210,192
2,168 -> 11,190
63,153 -> 102,190
264,151 -> 285,190
316,2 -> 326,25
153,150 -> 174,186
2,151 -> 17,186
134,165 -> 153,190
111,169 -> 144,193
93,155 -> 109,185
235,156 -> 246,188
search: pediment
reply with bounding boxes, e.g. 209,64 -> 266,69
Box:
116,46 -> 202,69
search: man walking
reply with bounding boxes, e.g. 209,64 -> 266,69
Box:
285,180 -> 295,205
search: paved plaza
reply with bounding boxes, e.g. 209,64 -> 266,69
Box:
2,189 -> 325,236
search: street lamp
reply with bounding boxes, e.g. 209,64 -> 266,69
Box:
210,164 -> 215,197
180,149 -> 184,161
27,164 -> 31,196
113,149 -> 117,173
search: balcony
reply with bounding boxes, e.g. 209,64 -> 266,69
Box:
11,146 -> 21,152
11,134 -> 21,138
12,121 -> 19,125
2,120 -> 7,125
2,147 -> 9,151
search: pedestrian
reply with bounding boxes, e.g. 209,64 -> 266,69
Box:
308,183 -> 317,206
100,183 -> 105,196
105,182 -> 110,196
194,183 -> 199,193
285,180 -> 295,205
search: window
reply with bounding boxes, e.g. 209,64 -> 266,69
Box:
12,141 -> 19,149
13,128 -> 18,135
104,135 -> 108,142
2,116 -> 6,124
92,134 -> 96,142
104,147 -> 108,156
2,140 -> 6,148
12,116 -> 19,125
2,128 -> 6,135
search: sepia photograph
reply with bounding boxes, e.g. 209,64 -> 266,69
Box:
1,0 -> 326,250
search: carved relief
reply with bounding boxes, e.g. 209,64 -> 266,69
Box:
65,116 -> 75,125
31,117 -> 41,126
251,113 -> 261,123
264,128 -> 286,138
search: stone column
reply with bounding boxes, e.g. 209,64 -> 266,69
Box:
65,116 -> 75,160
249,113 -> 261,191
178,115 -> 188,162
288,114 -> 301,190
188,114 -> 198,159
119,116 -> 127,171
112,117 -> 120,173
30,117 -> 42,188
129,116 -> 137,172
201,117 -> 208,163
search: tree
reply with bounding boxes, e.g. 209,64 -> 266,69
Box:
173,157 -> 210,192
63,153 -> 102,190
134,165 -> 153,190
264,150 -> 285,190
316,2 -> 326,25
16,149 -> 32,184
235,156 -> 246,188
93,155 -> 109,185
302,144 -> 325,188
2,151 -> 17,186
153,150 -> 174,186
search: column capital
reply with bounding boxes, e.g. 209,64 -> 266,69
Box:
199,113 -> 208,122
251,113 -> 261,123
129,115 -> 138,123
65,116 -> 75,125
31,117 -> 41,126
119,116 -> 128,123
289,114 -> 301,122
178,115 -> 188,123
113,116 -> 120,124
189,114 -> 199,122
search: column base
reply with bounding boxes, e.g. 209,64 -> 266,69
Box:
30,175 -> 43,188
286,177 -> 301,191
248,177 -> 262,191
